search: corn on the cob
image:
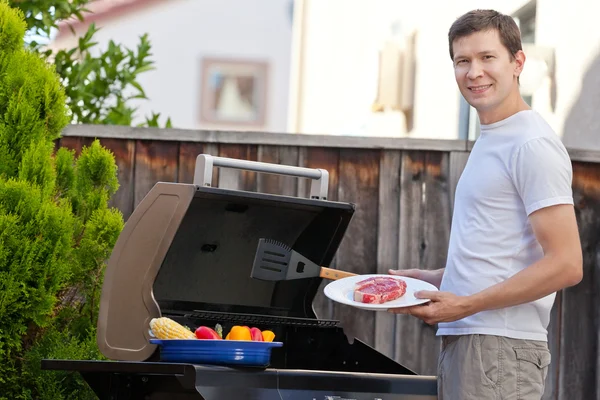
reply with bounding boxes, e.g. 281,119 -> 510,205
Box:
149,317 -> 195,339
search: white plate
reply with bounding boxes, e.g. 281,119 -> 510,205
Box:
323,274 -> 438,311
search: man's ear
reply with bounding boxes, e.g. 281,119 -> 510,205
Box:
514,49 -> 526,78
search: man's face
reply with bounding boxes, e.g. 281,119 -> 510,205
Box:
452,29 -> 524,114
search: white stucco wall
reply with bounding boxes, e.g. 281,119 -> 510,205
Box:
288,0 -> 527,138
50,0 -> 600,147
50,0 -> 294,132
533,0 -> 600,149
289,0 -> 600,147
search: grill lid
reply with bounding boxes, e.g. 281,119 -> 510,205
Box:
154,185 -> 354,315
97,155 -> 355,361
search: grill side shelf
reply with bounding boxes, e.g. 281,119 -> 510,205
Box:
41,359 -> 191,375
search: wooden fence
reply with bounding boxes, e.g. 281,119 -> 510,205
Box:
56,124 -> 600,400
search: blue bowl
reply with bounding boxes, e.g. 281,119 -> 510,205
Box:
149,339 -> 283,367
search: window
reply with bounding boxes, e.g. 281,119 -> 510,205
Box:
513,1 -> 537,107
514,1 -> 537,44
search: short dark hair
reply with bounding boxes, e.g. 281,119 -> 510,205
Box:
448,9 -> 522,61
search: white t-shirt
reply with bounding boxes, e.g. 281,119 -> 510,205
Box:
437,110 -> 574,342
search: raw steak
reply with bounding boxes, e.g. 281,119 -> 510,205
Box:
355,276 -> 403,291
353,277 -> 407,304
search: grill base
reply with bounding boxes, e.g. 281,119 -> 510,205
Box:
41,360 -> 437,400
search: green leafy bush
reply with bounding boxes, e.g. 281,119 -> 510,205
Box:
0,3 -> 124,398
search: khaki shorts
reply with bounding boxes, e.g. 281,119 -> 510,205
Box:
438,334 -> 551,400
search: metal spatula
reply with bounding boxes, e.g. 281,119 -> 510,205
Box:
250,238 -> 356,281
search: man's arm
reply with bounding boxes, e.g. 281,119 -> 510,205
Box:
390,204 -> 583,324
468,203 -> 582,312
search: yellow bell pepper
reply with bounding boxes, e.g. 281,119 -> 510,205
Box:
226,325 -> 252,341
261,330 -> 275,342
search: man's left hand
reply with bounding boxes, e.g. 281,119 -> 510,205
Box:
388,291 -> 475,325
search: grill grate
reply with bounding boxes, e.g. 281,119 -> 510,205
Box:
185,310 -> 339,328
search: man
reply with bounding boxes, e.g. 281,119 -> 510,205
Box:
388,9 -> 583,400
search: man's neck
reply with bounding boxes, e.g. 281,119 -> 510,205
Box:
478,93 -> 531,125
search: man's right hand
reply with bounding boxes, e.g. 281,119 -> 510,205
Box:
388,268 -> 445,289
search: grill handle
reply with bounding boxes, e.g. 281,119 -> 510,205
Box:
194,154 -> 329,200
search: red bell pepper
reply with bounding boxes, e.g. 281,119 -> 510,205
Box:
250,327 -> 263,341
195,326 -> 221,340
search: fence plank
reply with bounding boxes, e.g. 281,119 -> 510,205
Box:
177,142 -> 221,186
558,162 -> 600,400
544,295 -> 561,400
133,140 -> 179,208
97,138 -> 136,220
418,151 -> 450,374
256,145 -> 279,195
256,145 -> 299,197
177,143 -> 205,184
296,147 -> 307,200
299,147 -> 340,202
449,151 -> 469,215
303,147 -> 340,321
277,146 -> 300,197
333,149 -> 380,346
81,137 -> 96,150
204,144 -> 221,186
58,136 -> 93,156
218,144 -> 258,192
57,136 -> 81,154
395,151 -> 448,374
395,151 -> 426,371
375,150 -> 402,359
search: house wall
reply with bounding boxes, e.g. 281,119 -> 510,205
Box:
288,0 -> 600,149
288,0 -> 526,138
533,0 -> 600,150
49,0 -> 600,148
50,0 -> 294,132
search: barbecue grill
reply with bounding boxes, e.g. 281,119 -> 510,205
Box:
42,154 -> 438,399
